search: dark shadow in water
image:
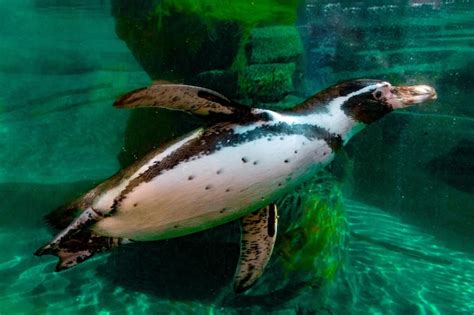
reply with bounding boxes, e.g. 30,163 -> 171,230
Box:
3,180 -> 470,309
2,181 -> 318,308
426,139 -> 474,194
0,181 -> 96,229
99,235 -> 239,302
97,236 -> 320,310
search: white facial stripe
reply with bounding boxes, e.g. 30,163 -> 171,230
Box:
238,83 -> 385,137
240,83 -> 384,141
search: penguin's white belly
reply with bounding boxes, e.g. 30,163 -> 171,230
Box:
92,135 -> 333,240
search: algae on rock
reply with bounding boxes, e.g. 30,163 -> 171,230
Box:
228,173 -> 348,310
112,0 -> 301,82
240,63 -> 297,102
247,26 -> 304,64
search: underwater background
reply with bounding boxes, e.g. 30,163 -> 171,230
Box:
0,0 -> 473,314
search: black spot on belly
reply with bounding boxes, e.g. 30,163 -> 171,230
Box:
225,188 -> 231,192
278,182 -> 283,187
220,208 -> 227,213
133,203 -> 138,207
174,225 -> 179,228
294,150 -> 298,154
188,175 -> 195,180
205,185 -> 212,190
216,169 -> 223,175
284,159 -> 289,163
253,161 -> 258,165
112,120 -> 342,212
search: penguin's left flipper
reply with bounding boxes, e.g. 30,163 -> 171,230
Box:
233,203 -> 278,293
114,83 -> 255,121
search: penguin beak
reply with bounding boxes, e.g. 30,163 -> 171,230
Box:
390,85 -> 437,108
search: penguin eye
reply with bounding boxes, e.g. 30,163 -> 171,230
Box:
374,91 -> 382,99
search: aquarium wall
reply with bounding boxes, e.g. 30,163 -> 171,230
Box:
0,0 -> 473,314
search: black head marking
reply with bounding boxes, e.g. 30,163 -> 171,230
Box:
290,79 -> 385,113
341,91 -> 393,124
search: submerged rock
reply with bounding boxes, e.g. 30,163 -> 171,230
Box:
247,26 -> 304,64
112,0 -> 242,80
240,63 -> 297,103
189,70 -> 239,99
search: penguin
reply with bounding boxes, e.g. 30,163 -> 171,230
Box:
34,79 -> 436,293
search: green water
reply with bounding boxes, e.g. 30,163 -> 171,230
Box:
1,0 -> 473,314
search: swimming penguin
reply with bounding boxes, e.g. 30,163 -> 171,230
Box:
35,79 -> 436,293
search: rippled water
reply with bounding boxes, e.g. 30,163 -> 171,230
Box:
0,1 -> 473,314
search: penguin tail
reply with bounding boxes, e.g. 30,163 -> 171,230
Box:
44,203 -> 82,231
35,208 -> 121,271
34,232 -> 121,272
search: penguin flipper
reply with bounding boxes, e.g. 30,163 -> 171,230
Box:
233,203 -> 278,293
114,83 -> 253,121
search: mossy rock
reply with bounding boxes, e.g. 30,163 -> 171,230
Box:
112,1 -> 241,80
240,63 -> 297,102
189,70 -> 239,98
260,94 -> 306,111
247,26 -> 304,64
111,0 -> 301,81
117,108 -> 201,168
227,173 -> 348,310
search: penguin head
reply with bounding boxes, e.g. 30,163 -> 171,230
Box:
337,79 -> 437,124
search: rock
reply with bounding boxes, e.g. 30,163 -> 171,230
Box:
260,94 -> 305,111
112,1 -> 242,80
188,70 -> 238,98
233,175 -> 347,308
117,109 -> 201,168
240,63 -> 297,102
247,26 -> 303,64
